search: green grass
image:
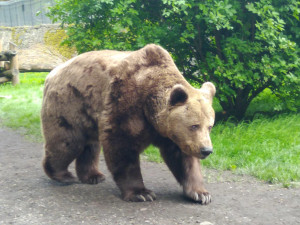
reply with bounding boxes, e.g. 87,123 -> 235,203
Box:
0,72 -> 47,141
1,73 -> 299,186
205,114 -> 300,186
143,145 -> 164,163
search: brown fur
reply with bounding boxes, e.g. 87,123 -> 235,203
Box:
41,44 -> 216,204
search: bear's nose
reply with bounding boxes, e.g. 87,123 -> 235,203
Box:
200,147 -> 213,156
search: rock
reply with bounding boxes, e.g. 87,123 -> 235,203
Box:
200,222 -> 214,225
18,44 -> 66,72
0,25 -> 77,72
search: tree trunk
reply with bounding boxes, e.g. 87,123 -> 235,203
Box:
231,101 -> 250,121
219,95 -> 251,121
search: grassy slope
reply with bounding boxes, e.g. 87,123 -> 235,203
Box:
207,115 -> 300,185
0,73 -> 46,141
0,73 -> 299,186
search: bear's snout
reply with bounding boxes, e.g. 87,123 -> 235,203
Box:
200,147 -> 213,158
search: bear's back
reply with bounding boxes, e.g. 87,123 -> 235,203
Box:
46,50 -> 132,85
44,50 -> 134,104
42,50 -> 136,127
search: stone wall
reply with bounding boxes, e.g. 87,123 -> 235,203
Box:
0,24 -> 76,72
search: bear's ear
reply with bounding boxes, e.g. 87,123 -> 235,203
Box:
200,82 -> 216,103
169,84 -> 188,106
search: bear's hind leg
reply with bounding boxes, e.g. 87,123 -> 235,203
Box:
43,150 -> 77,183
43,131 -> 87,183
76,142 -> 105,184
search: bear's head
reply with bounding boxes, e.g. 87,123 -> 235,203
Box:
164,82 -> 216,159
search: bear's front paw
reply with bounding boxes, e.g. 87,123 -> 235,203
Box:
184,189 -> 211,205
123,189 -> 157,202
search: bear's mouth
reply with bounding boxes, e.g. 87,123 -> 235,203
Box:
199,154 -> 209,159
189,152 -> 209,159
193,151 -> 212,160
181,146 -> 212,159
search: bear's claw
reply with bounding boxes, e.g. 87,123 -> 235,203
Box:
123,190 -> 157,202
185,191 -> 211,205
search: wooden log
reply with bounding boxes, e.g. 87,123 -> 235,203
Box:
1,69 -> 13,78
0,76 -> 10,84
9,42 -> 19,85
4,62 -> 9,70
0,50 -> 17,61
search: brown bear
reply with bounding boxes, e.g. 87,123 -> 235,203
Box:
41,44 -> 216,205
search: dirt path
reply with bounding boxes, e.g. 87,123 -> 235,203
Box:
0,127 -> 299,225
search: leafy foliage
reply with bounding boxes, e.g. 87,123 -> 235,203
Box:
48,0 -> 300,119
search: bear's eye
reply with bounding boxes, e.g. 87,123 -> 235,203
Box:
208,126 -> 213,132
190,125 -> 200,131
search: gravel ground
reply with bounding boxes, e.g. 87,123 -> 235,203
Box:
0,127 -> 299,225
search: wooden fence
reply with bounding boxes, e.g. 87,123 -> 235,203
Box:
0,0 -> 56,27
0,39 -> 20,85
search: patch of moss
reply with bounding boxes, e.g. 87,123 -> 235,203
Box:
44,28 -> 76,59
11,27 -> 26,46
